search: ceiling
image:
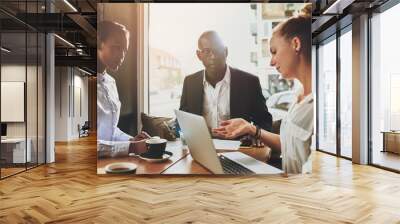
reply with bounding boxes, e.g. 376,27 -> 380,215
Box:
0,0 -> 97,73
0,0 -> 394,73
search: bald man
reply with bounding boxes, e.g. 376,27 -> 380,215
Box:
179,31 -> 272,135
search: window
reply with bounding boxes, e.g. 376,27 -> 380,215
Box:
339,28 -> 352,158
250,52 -> 258,65
263,22 -> 270,36
262,4 -> 285,20
317,37 -> 337,154
370,3 -> 400,171
0,1 -> 46,179
272,22 -> 280,29
262,38 -> 270,58
148,3 -> 306,118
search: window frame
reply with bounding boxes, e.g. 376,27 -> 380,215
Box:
315,23 -> 353,161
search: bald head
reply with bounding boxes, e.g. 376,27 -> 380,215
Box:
198,31 -> 225,49
196,31 -> 228,84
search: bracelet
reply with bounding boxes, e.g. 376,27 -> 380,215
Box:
255,125 -> 261,139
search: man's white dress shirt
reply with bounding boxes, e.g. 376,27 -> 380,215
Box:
202,66 -> 231,129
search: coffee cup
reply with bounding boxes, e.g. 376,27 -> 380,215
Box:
144,138 -> 167,158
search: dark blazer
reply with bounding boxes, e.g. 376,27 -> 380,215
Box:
179,67 -> 273,131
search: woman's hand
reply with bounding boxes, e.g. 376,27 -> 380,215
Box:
212,118 -> 255,139
129,131 -> 151,154
133,131 -> 151,141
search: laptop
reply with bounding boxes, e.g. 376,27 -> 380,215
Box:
175,110 -> 283,175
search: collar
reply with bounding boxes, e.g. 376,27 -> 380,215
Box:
97,71 -> 114,83
97,70 -> 106,82
301,93 -> 314,104
203,66 -> 231,87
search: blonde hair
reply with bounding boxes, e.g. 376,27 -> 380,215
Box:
300,3 -> 312,17
273,14 -> 311,63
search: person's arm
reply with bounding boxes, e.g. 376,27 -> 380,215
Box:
213,118 -> 280,151
98,126 -> 131,158
113,127 -> 132,141
98,140 -> 147,158
97,140 -> 130,158
251,77 -> 273,132
179,77 -> 189,112
98,131 -> 149,158
247,125 -> 281,152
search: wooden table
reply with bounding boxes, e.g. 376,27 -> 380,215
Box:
97,141 -> 188,174
97,139 -> 278,175
381,131 -> 400,154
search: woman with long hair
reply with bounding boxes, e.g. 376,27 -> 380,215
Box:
213,14 -> 313,174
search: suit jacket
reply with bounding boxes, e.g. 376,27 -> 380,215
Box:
179,66 -> 273,131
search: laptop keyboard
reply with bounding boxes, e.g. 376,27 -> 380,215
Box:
219,155 -> 255,175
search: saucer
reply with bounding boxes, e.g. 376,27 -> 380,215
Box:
138,151 -> 173,163
104,162 -> 137,174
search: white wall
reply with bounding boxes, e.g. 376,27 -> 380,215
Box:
1,64 -> 46,164
1,65 -> 27,142
71,72 -> 89,138
55,67 -> 89,141
1,65 -> 39,137
55,66 -> 69,141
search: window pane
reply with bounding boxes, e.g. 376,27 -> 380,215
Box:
318,38 -> 337,154
340,30 -> 352,158
371,4 -> 400,171
27,31 -> 38,169
0,1 -> 46,179
148,3 -> 305,119
1,30 -> 28,177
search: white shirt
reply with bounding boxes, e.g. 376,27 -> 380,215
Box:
202,66 -> 231,129
280,94 -> 314,174
97,71 -> 131,157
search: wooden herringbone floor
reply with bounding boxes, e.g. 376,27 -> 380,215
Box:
1,135 -> 400,224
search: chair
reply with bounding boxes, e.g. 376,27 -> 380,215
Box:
78,121 -> 90,138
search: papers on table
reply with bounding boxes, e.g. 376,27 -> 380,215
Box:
212,139 -> 241,151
